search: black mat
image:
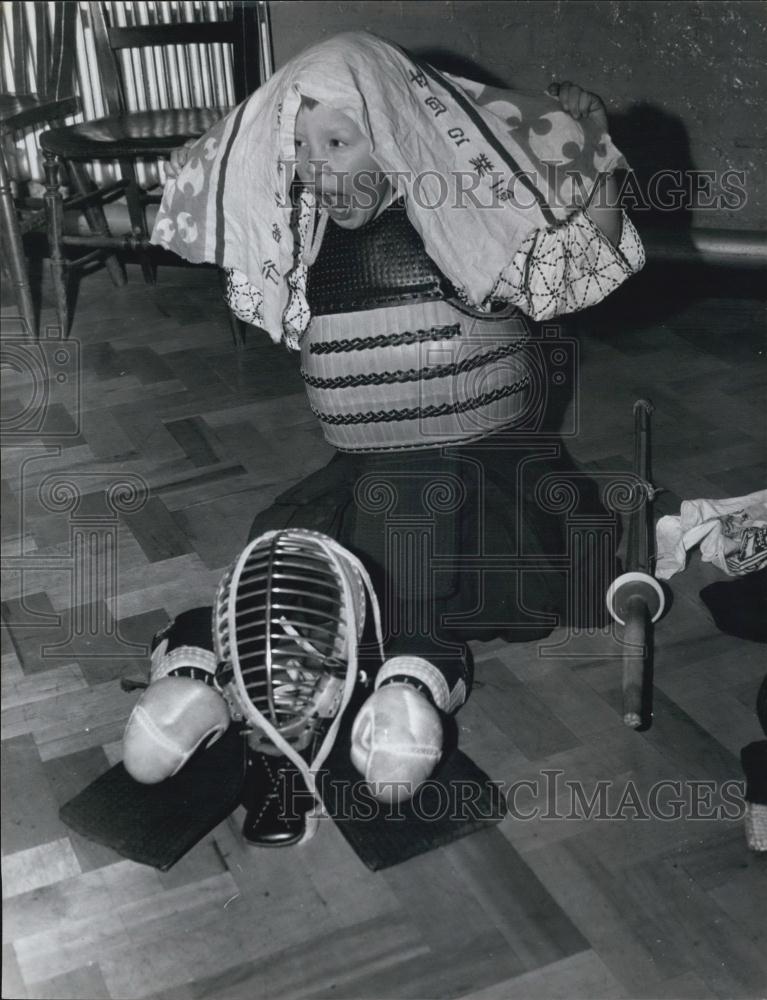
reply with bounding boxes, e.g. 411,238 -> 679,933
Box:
59,726 -> 247,871
321,741 -> 507,871
60,719 -> 505,872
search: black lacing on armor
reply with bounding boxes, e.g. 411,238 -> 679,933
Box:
311,375 -> 530,425
301,338 -> 530,389
309,323 -> 462,354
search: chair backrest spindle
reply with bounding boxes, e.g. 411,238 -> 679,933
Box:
232,2 -> 262,102
87,2 -> 125,114
33,2 -> 49,95
45,3 -> 78,101
11,3 -> 26,93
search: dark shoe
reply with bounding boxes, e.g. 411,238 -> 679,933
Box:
240,751 -> 312,848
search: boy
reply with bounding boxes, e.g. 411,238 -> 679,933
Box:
136,32 -> 643,844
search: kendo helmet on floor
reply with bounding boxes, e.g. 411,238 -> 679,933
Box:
213,528 -> 372,757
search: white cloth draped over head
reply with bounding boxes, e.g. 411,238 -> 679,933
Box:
151,30 -> 628,345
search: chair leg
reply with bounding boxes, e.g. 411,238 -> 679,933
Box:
67,161 -> 127,288
0,147 -> 38,338
229,310 -> 248,350
216,269 -> 247,349
43,150 -> 69,336
120,158 -> 156,285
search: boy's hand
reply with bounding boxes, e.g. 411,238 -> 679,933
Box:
547,81 -> 608,134
548,81 -> 620,245
165,138 -> 197,180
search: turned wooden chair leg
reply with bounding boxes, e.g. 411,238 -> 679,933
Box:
43,150 -> 69,337
120,158 -> 156,285
228,310 -> 248,349
216,268 -> 248,349
68,160 -> 127,288
0,146 -> 38,338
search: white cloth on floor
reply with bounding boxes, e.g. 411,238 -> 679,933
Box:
745,802 -> 767,853
655,489 -> 767,579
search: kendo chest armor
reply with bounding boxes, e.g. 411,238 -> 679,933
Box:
306,200 -> 459,315
302,199 -> 533,453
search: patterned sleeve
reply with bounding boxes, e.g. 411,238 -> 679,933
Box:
492,210 -> 645,321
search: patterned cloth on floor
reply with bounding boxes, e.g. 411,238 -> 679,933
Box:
655,489 -> 767,579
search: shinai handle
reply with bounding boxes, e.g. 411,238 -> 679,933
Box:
622,594 -> 648,729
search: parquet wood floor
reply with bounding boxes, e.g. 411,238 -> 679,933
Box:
2,259 -> 765,1000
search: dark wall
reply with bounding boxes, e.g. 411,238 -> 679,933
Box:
270,0 -> 766,231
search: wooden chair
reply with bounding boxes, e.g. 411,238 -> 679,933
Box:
0,3 -> 81,338
39,1 -> 261,336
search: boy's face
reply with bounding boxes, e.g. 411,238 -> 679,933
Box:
294,102 -> 390,228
